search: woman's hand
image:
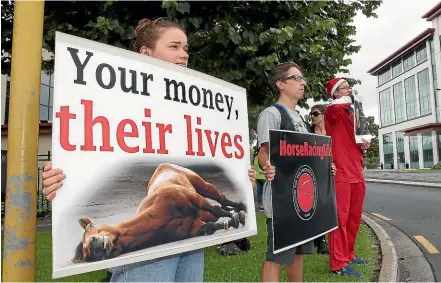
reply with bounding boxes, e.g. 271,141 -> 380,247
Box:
248,166 -> 256,186
41,161 -> 66,202
263,161 -> 275,182
331,163 -> 337,176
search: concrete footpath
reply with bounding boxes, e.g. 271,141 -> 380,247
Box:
362,213 -> 398,282
364,170 -> 441,188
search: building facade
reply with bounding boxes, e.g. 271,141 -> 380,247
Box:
1,68 -> 54,167
368,2 -> 441,169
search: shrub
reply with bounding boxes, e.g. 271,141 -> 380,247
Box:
364,156 -> 379,169
432,162 -> 441,170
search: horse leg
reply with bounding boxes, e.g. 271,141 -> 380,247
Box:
182,171 -> 247,213
183,190 -> 245,227
190,217 -> 242,237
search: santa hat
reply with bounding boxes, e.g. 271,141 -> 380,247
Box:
325,78 -> 346,98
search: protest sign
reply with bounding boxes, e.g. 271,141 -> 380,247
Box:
268,129 -> 338,254
353,95 -> 374,144
50,32 -> 256,278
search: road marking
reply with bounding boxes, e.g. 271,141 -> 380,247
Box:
414,236 -> 440,254
371,213 -> 392,221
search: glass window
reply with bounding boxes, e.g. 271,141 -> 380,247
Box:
50,72 -> 54,86
40,85 -> 50,106
415,43 -> 427,64
409,135 -> 419,169
4,70 -> 55,124
392,60 -> 403,78
422,132 -> 433,168
417,69 -> 431,116
393,82 -> 405,122
378,68 -> 392,86
39,71 -> 54,121
41,71 -> 50,85
404,75 -> 418,119
403,52 -> 415,71
380,88 -> 393,126
396,131 -> 405,169
383,133 -> 394,169
39,104 -> 49,121
430,39 -> 439,122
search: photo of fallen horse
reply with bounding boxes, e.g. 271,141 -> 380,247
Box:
71,163 -> 247,263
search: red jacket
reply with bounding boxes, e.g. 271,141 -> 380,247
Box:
325,102 -> 364,183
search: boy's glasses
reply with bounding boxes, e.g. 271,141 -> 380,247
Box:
281,74 -> 307,83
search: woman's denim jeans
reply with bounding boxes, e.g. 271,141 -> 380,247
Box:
109,249 -> 204,282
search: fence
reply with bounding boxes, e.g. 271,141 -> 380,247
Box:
1,150 -> 52,220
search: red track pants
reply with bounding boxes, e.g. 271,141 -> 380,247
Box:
328,180 -> 366,271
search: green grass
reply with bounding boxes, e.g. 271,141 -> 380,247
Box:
34,212 -> 379,282
398,169 -> 441,173
204,212 -> 380,282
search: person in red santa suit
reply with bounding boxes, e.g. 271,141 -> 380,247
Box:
324,78 -> 371,279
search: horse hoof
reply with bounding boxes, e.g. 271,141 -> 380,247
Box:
231,212 -> 240,229
234,202 -> 247,213
239,211 -> 246,226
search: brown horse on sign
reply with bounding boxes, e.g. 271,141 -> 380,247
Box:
72,163 -> 247,263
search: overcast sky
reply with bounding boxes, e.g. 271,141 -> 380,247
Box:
299,0 -> 439,123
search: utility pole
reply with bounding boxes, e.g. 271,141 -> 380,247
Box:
2,0 -> 45,281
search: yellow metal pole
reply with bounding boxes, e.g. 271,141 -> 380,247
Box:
2,0 -> 45,282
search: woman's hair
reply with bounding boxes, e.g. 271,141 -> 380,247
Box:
269,61 -> 303,90
133,18 -> 185,52
311,104 -> 327,114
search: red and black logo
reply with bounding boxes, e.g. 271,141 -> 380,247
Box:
292,165 -> 318,221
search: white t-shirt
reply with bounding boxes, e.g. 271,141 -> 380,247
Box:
256,105 -> 309,218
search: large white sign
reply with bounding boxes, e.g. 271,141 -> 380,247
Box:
51,32 -> 256,279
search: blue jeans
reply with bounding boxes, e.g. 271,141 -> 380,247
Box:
109,249 -> 204,282
256,179 -> 265,204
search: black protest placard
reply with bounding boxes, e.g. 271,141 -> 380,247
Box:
269,129 -> 338,254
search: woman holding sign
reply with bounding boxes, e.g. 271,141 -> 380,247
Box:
309,104 -> 329,255
41,18 -> 257,282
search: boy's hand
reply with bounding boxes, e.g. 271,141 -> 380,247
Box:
263,160 -> 276,181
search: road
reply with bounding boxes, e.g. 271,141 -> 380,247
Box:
364,183 -> 441,281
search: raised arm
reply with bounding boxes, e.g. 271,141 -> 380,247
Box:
324,102 -> 352,124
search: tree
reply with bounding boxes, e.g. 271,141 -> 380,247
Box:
362,115 -> 379,169
365,116 -> 379,159
1,0 -> 14,69
1,1 -> 382,144
303,113 -> 312,126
